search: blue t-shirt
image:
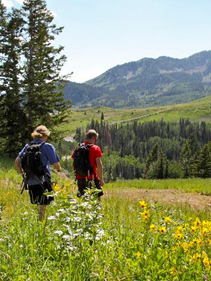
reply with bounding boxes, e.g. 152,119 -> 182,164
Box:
18,139 -> 59,185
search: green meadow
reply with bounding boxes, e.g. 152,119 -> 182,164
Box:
1,155 -> 211,280
60,95 -> 211,138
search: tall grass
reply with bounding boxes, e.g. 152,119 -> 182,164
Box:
1,158 -> 211,280
1,187 -> 211,280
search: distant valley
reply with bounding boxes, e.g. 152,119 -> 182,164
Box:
63,50 -> 211,108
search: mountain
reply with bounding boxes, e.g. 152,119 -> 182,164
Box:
63,50 -> 211,108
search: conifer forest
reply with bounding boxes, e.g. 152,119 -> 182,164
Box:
62,118 -> 211,181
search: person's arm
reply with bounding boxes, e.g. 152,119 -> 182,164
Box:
44,143 -> 61,172
96,157 -> 104,186
14,157 -> 23,174
53,162 -> 61,172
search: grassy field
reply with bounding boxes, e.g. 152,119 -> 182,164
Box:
1,157 -> 211,280
106,178 -> 211,195
60,95 -> 211,138
2,97 -> 211,280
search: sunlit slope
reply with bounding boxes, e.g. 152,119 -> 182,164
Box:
60,96 -> 211,137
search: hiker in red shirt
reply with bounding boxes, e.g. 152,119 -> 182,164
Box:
72,129 -> 104,199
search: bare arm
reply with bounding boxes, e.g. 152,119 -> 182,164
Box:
14,157 -> 23,174
53,162 -> 62,172
96,157 -> 104,186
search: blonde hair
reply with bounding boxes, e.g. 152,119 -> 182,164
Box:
31,125 -> 50,139
85,129 -> 99,140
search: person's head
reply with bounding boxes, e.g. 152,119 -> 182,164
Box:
31,125 -> 50,140
85,129 -> 99,144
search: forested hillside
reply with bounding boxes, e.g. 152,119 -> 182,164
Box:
63,50 -> 211,108
62,118 -> 211,181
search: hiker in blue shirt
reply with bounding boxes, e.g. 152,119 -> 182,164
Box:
15,125 -> 61,221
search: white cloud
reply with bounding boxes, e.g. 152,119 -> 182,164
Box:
2,0 -> 13,8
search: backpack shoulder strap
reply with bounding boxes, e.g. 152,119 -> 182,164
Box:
85,143 -> 93,148
38,141 -> 45,147
29,140 -> 45,147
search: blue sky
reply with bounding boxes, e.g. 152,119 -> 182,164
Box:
3,0 -> 211,83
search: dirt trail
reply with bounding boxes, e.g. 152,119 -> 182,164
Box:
109,106 -> 174,125
105,188 -> 211,210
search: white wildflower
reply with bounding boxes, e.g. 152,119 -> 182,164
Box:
48,216 -> 56,220
54,230 -> 63,236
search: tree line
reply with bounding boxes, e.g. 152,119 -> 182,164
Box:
71,118 -> 211,181
0,0 -> 70,155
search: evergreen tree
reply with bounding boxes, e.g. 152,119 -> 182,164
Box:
20,0 -> 71,141
197,142 -> 211,178
101,112 -> 104,121
144,143 -> 167,179
187,133 -> 200,177
180,142 -> 192,178
0,4 -> 26,154
0,0 -> 71,154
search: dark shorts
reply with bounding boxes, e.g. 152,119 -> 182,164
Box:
77,178 -> 103,198
28,182 -> 54,205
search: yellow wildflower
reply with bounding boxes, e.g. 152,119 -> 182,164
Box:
53,183 -> 61,192
176,226 -> 184,233
141,210 -> 150,222
190,256 -> 196,263
141,210 -> 149,216
197,239 -> 203,248
191,253 -> 201,263
135,251 -> 142,259
150,224 -> 157,231
159,226 -> 166,234
139,200 -> 147,208
174,232 -> 184,240
202,251 -> 208,258
200,227 -> 209,237
194,217 -> 201,227
181,242 -> 190,253
164,217 -> 172,223
195,253 -> 202,260
172,246 -> 178,252
203,258 -> 210,268
190,226 -> 197,233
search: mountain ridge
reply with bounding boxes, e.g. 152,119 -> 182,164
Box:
63,50 -> 211,108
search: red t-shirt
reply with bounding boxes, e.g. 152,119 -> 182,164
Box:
72,141 -> 103,179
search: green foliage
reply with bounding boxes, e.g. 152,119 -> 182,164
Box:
197,141 -> 211,178
0,0 -> 71,155
0,4 -> 25,155
144,143 -> 168,179
21,0 -> 71,133
68,118 -> 211,180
